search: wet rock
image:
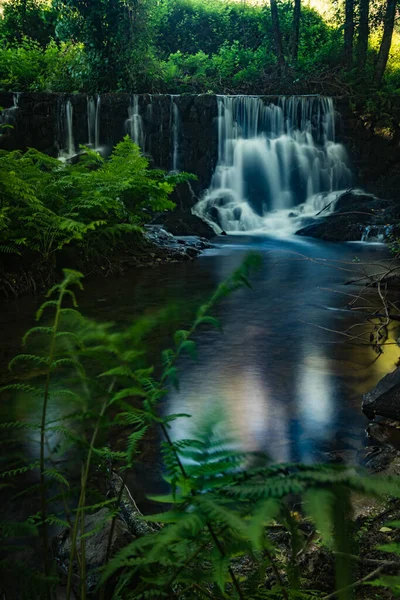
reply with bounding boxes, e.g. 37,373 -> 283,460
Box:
53,508 -> 134,597
361,445 -> 399,472
143,225 -> 212,264
362,366 -> 400,420
295,216 -> 365,241
295,189 -> 398,242
156,209 -> 216,239
367,417 -> 400,449
53,473 -> 158,598
107,471 -> 157,537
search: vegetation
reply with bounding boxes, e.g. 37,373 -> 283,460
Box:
1,262 -> 400,600
0,136 -> 192,295
0,0 -> 399,95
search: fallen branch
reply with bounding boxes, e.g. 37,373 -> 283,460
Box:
322,566 -> 384,600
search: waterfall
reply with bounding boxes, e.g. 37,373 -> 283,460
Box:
126,95 -> 144,149
87,95 -> 101,150
0,93 -> 20,133
194,95 -> 352,234
170,95 -> 181,172
58,99 -> 75,161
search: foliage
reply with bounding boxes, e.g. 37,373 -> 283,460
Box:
0,0 -> 399,93
2,259 -> 400,599
0,37 -> 90,92
0,0 -> 57,47
0,137 -> 181,265
53,0 -> 159,92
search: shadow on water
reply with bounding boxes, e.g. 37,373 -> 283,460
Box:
0,234 -> 397,505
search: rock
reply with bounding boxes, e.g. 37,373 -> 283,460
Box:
334,189 -> 378,212
362,366 -> 400,420
157,209 -> 216,239
106,472 -> 157,538
361,445 -> 400,472
295,189 -> 397,242
296,216 -> 365,241
53,473 -> 157,598
53,508 -> 134,597
367,417 -> 400,449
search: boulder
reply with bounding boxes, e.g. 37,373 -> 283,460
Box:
362,367 -> 400,420
53,508 -> 134,597
295,188 -> 397,242
155,210 -> 216,239
296,215 -> 365,242
53,473 -> 157,598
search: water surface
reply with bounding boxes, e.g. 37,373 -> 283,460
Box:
0,235 -> 396,501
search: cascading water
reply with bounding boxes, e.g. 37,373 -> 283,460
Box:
170,95 -> 181,172
87,94 -> 101,150
57,99 -> 75,161
126,95 -> 144,149
0,93 -> 20,133
194,95 -> 352,234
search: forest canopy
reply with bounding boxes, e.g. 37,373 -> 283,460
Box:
0,0 -> 399,95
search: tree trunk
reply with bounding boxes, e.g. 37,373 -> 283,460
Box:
270,0 -> 285,66
344,0 -> 354,68
357,0 -> 369,69
290,0 -> 301,62
375,0 -> 397,85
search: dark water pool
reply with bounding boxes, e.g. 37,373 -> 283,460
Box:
0,235 -> 397,503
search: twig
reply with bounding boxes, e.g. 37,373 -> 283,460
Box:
322,566 -> 384,600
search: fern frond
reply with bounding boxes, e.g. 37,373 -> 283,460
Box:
8,354 -> 48,370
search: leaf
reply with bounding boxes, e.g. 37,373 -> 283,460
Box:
127,427 -> 148,464
36,300 -> 58,320
213,554 -> 230,594
51,358 -> 85,375
174,330 -> 189,346
178,340 -> 197,359
9,354 -> 48,371
303,489 -> 334,546
378,543 -> 400,555
194,315 -> 221,330
22,326 -> 54,345
164,367 -> 179,390
110,387 -> 147,404
43,469 -> 70,488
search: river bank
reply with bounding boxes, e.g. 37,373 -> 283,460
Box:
0,224 -> 213,300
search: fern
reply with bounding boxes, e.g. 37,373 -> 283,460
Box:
5,256 -> 400,600
0,137 -> 189,282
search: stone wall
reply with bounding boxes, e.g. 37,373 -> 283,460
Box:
1,91 -> 400,203
335,96 -> 400,201
0,92 -> 219,201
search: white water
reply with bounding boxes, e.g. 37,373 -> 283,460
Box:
126,95 -> 144,149
0,93 -> 20,133
58,99 -> 75,162
194,95 -> 352,234
170,95 -> 180,172
87,95 -> 101,150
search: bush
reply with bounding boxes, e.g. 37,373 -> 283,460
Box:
0,37 -> 89,92
0,137 -> 182,264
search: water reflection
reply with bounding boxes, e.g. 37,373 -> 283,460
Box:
163,235 -> 396,465
0,235 -> 396,488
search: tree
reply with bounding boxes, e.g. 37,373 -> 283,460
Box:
375,0 -> 397,85
290,0 -> 301,61
344,0 -> 354,68
270,0 -> 285,66
54,0 -> 156,91
0,0 -> 56,46
357,0 -> 369,69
